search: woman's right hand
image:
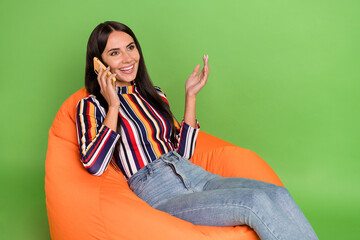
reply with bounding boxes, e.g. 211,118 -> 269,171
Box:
97,66 -> 120,108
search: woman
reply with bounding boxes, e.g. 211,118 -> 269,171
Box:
76,21 -> 318,240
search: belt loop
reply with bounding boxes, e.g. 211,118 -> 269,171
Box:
171,151 -> 183,161
172,151 -> 180,158
147,164 -> 153,176
159,151 -> 182,163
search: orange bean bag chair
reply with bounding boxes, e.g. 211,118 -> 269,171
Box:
45,87 -> 284,240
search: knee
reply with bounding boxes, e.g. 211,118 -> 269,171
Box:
247,189 -> 272,209
249,186 -> 294,210
247,187 -> 290,207
270,185 -> 292,202
245,189 -> 284,218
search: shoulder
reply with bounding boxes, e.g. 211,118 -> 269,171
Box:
76,95 -> 97,108
76,95 -> 106,116
154,86 -> 167,98
154,86 -> 169,104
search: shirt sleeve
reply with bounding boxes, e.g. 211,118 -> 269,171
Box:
175,120 -> 200,159
154,86 -> 200,159
75,98 -> 120,176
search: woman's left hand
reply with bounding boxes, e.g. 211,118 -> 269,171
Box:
185,55 -> 209,97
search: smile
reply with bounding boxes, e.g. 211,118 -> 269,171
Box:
119,65 -> 134,71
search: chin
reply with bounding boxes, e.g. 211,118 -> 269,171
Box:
116,78 -> 135,86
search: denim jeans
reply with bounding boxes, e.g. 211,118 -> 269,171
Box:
128,151 -> 318,240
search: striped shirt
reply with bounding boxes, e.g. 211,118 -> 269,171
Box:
75,85 -> 200,178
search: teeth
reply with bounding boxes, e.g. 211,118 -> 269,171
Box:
120,65 -> 134,71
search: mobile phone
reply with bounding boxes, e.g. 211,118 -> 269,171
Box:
93,57 -> 116,89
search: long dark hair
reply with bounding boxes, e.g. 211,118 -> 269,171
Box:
85,21 -> 176,143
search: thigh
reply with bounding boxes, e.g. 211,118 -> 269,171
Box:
130,162 -> 191,207
205,177 -> 293,208
154,187 -> 269,227
204,176 -> 317,238
154,187 -> 306,240
204,176 -> 281,192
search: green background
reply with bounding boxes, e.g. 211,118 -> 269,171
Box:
1,0 -> 359,239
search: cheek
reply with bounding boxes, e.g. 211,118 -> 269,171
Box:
135,51 -> 140,62
112,59 -> 122,66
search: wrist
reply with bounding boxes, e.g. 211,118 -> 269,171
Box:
185,93 -> 196,102
108,105 -> 120,111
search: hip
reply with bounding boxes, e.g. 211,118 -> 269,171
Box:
127,151 -> 219,207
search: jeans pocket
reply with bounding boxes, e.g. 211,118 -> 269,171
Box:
129,175 -> 148,196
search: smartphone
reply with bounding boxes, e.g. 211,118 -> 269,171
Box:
93,57 -> 116,89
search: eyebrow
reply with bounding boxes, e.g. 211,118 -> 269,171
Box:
107,42 -> 135,53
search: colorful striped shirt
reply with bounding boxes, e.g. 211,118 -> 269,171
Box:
75,85 -> 200,178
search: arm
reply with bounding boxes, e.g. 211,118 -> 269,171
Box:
176,119 -> 200,159
183,55 -> 209,128
76,98 -> 120,176
98,65 -> 121,132
156,55 -> 209,159
75,64 -> 121,176
178,55 -> 209,159
155,87 -> 199,159
103,105 -> 119,132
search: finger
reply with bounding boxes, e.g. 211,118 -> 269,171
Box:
103,66 -> 111,79
199,57 -> 207,77
198,69 -> 208,87
97,65 -> 104,90
97,64 -> 103,77
101,66 -> 111,87
106,67 -> 116,88
192,64 -> 201,76
198,66 -> 205,79
203,55 -> 209,70
107,73 -> 117,89
203,55 -> 209,78
199,55 -> 209,76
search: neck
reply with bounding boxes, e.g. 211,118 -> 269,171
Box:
115,81 -> 132,87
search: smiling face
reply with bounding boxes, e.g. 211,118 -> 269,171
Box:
101,31 -> 140,87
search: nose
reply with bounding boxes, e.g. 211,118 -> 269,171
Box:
122,51 -> 132,63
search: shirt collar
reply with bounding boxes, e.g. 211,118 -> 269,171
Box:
115,82 -> 136,94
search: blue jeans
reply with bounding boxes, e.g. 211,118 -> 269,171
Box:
128,151 -> 318,240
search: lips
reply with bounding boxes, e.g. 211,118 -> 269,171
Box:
119,65 -> 134,71
119,64 -> 135,74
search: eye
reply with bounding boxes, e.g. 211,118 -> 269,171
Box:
128,44 -> 136,50
110,51 -> 119,56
